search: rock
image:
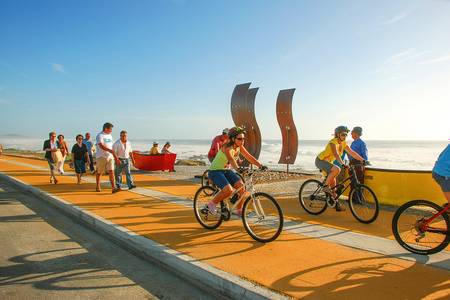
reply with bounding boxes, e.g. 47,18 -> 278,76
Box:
175,159 -> 206,166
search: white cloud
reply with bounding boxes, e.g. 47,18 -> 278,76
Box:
51,63 -> 65,73
418,54 -> 450,65
375,49 -> 430,73
383,12 -> 409,25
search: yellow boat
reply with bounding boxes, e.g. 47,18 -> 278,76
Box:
363,167 -> 446,206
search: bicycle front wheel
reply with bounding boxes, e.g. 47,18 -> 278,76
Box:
193,186 -> 223,229
392,200 -> 450,255
349,184 -> 379,223
299,179 -> 328,215
242,192 -> 283,243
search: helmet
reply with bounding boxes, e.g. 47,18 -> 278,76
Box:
228,126 -> 246,139
334,126 -> 350,135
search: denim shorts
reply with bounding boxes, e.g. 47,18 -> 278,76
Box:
208,169 -> 241,189
432,172 -> 450,193
74,159 -> 86,174
315,157 -> 334,174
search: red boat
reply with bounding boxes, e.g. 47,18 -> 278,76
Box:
132,152 -> 176,172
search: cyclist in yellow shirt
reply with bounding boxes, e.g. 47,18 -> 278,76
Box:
315,126 -> 365,211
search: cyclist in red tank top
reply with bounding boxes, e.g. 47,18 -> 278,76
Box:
207,128 -> 229,162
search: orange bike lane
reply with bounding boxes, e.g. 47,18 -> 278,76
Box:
1,155 -> 449,299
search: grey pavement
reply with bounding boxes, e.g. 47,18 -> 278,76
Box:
0,180 -> 218,300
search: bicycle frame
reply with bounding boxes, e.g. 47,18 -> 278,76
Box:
321,164 -> 361,200
419,204 -> 450,235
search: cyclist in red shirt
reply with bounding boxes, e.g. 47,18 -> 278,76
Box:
207,128 -> 229,162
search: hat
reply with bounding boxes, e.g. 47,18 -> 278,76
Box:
165,142 -> 171,146
352,126 -> 363,136
153,141 -> 158,145
222,128 -> 229,135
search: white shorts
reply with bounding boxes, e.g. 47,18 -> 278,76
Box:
97,157 -> 114,174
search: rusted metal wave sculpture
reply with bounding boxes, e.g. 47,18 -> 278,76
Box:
230,83 -> 251,128
245,87 -> 262,159
276,88 -> 298,165
230,83 -> 262,159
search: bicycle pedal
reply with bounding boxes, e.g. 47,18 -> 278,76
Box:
327,199 -> 336,208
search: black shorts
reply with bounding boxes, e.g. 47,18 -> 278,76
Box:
432,172 -> 450,193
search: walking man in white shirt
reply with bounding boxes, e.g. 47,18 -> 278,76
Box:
113,130 -> 136,190
95,122 -> 120,193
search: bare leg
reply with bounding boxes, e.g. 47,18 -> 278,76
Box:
211,185 -> 233,204
76,173 -> 81,184
232,181 -> 246,210
108,171 -> 116,191
325,166 -> 341,189
96,173 -> 102,191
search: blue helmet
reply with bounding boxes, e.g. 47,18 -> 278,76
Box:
334,126 -> 350,136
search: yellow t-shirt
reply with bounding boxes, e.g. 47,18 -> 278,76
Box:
317,138 -> 347,163
150,146 -> 160,155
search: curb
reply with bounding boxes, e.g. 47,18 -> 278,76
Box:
0,172 -> 290,300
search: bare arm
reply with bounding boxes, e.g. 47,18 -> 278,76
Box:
99,143 -> 117,157
345,145 -> 364,161
130,151 -> 135,165
331,144 -> 345,165
224,147 -> 240,170
240,146 -> 262,168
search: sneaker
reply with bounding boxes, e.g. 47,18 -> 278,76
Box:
112,188 -> 121,194
335,201 -> 346,212
128,185 -> 137,190
207,202 -> 217,215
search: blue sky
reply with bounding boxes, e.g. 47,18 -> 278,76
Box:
1,0 -> 449,140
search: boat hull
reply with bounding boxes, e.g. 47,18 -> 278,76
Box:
364,167 -> 445,206
133,152 -> 176,172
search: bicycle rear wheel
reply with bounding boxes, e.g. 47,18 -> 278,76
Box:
392,200 -> 450,255
193,186 -> 223,229
349,184 -> 379,223
299,179 -> 328,215
242,192 -> 283,243
200,170 -> 215,196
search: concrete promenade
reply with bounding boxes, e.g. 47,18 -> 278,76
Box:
0,155 -> 449,299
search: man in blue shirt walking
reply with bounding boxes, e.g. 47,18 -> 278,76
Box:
83,132 -> 95,174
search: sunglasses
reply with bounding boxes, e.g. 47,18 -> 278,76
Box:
236,137 -> 245,141
340,133 -> 348,137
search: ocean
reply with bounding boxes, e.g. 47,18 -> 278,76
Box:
1,137 -> 447,172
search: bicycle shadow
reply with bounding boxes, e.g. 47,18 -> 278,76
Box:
270,254 -> 450,299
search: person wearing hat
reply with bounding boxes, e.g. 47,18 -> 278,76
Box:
315,126 -> 365,211
149,142 -> 160,155
207,128 -> 229,163
349,126 -> 368,201
161,142 -> 173,154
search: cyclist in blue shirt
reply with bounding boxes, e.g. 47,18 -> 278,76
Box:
432,143 -> 450,205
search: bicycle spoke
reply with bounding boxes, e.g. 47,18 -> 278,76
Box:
393,200 -> 449,255
243,193 -> 283,243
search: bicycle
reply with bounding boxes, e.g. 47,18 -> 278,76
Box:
392,200 -> 449,255
193,168 -> 283,243
299,162 -> 379,223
